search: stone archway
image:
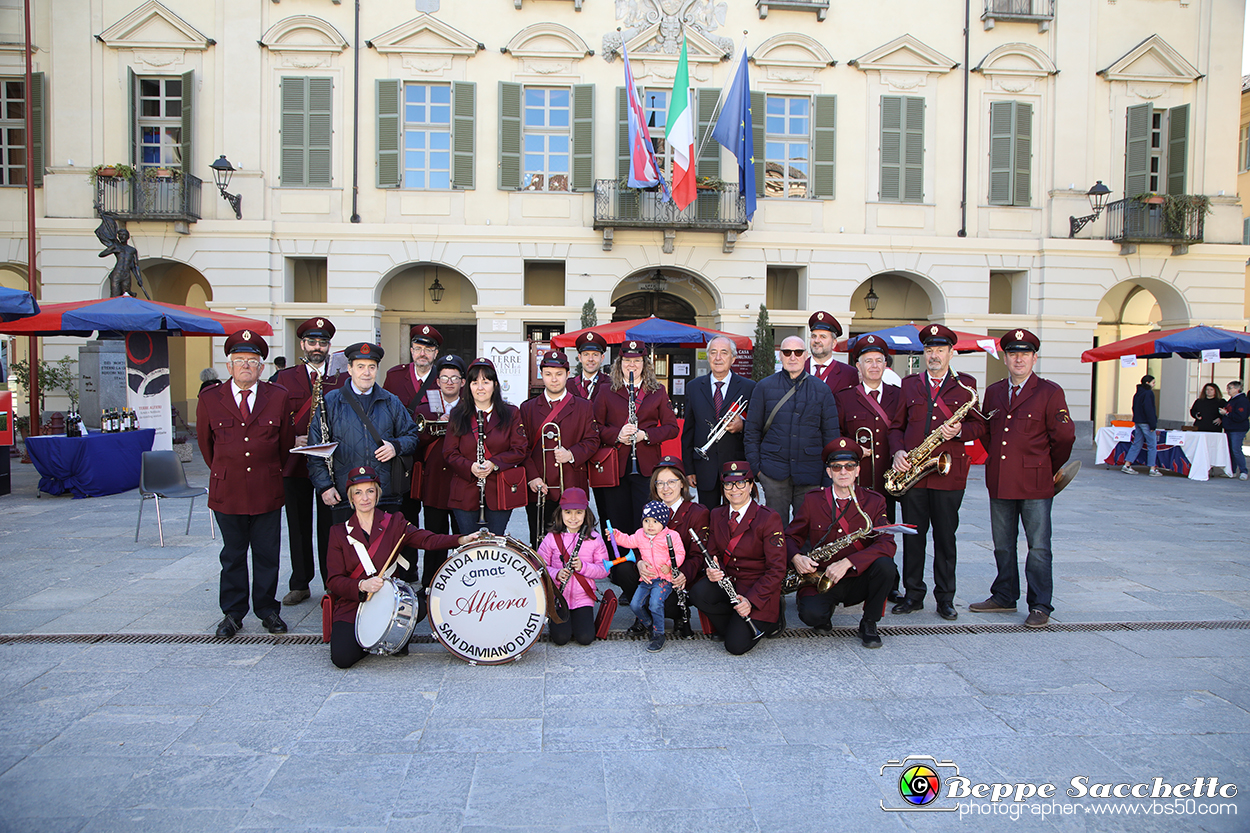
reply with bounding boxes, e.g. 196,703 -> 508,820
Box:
378,264 -> 478,373
848,271 -> 940,331
1093,278 -> 1189,424
0,264 -> 38,385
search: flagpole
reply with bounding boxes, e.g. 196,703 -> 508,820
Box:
694,31 -> 748,163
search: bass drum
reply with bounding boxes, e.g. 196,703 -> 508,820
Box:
428,534 -> 548,665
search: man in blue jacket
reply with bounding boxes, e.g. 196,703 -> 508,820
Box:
744,335 -> 840,525
1122,374 -> 1161,477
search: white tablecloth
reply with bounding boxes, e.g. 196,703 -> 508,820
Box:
1095,428 -> 1232,482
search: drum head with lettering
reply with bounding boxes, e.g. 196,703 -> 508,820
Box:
428,537 -> 547,665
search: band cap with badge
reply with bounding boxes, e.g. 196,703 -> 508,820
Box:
849,333 -> 889,362
575,332 -> 607,354
539,349 -> 570,369
224,328 -> 268,359
721,460 -> 753,482
808,311 -> 843,337
824,436 -> 862,464
297,317 -> 335,341
618,340 -> 646,358
410,324 -> 443,347
468,357 -> 496,373
920,324 -> 958,347
1000,328 -> 1040,353
344,342 -> 384,363
655,454 -> 685,477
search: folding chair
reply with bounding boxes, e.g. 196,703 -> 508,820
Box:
135,450 -> 214,546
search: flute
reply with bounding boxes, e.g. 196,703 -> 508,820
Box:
688,529 -> 763,641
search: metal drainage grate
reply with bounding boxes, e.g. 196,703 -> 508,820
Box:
1,619 -> 1246,646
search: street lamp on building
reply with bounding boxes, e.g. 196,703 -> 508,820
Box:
864,278 -> 879,319
1068,181 -> 1111,238
428,275 -> 445,304
209,156 -> 243,220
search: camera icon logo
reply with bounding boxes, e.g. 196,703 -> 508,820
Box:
899,763 -> 941,805
880,756 -> 959,812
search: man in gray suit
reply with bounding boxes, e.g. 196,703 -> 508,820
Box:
681,337 -> 756,508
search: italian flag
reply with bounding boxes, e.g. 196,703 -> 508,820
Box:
666,37 -> 696,210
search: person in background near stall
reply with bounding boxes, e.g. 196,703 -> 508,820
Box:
538,488 -> 609,646
1121,374 -> 1161,477
412,355 -> 466,591
272,317 -> 345,606
681,336 -> 755,508
1190,383 -> 1225,433
197,329 -> 295,639
198,367 -> 221,393
266,356 -> 286,383
805,311 -> 859,395
1222,381 -> 1248,480
384,324 -> 444,527
968,329 -> 1075,629
568,332 -> 612,404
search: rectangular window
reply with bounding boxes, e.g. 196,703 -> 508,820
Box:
0,79 -> 26,186
523,87 -> 570,191
764,95 -> 810,198
1240,124 -> 1250,173
880,95 -> 924,203
988,100 -> 1032,206
1125,103 -> 1188,196
136,76 -> 182,169
643,88 -> 671,175
403,83 -> 452,190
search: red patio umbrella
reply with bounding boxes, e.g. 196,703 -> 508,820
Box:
0,295 -> 273,337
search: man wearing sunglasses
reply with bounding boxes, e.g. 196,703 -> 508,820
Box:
744,335 -> 840,526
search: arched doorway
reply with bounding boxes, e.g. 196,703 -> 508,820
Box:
849,271 -> 940,377
0,264 -> 38,386
378,264 -> 478,373
135,259 -> 211,423
1093,279 -> 1189,425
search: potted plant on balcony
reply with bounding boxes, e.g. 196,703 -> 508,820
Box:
1161,193 -> 1210,237
142,166 -> 182,181
91,163 -> 136,183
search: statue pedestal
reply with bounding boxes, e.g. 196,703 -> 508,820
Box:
79,340 -> 128,430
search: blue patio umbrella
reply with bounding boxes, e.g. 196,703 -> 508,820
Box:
0,295 -> 272,338
844,325 -> 924,353
0,286 -> 39,322
1152,325 -> 1250,359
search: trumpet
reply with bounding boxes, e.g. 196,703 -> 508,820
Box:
695,396 -> 747,460
413,414 -> 449,437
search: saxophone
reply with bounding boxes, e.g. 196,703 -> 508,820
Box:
782,491 -> 875,594
884,375 -> 989,496
303,357 -> 333,482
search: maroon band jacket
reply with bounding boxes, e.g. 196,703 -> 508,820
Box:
785,486 -> 896,584
705,500 -> 787,624
594,383 -> 679,481
197,380 -> 294,515
888,372 -> 987,491
834,383 -> 903,496
519,392 -> 600,498
982,374 -> 1075,500
442,404 -> 528,511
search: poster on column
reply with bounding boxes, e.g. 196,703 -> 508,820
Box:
126,331 -> 172,451
483,341 -> 528,408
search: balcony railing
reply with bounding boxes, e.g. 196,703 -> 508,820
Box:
594,179 -> 750,252
1102,196 -> 1206,253
983,0 -> 1054,29
94,172 -> 203,224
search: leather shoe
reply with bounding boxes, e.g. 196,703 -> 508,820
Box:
215,615 -> 241,639
858,619 -> 882,649
766,606 -> 786,638
937,601 -> 958,621
887,589 -> 902,603
626,617 -> 648,635
968,597 -> 1016,613
262,612 -> 288,634
810,620 -> 833,633
282,589 -> 310,605
676,618 -> 694,639
1024,608 -> 1050,628
891,598 -> 922,615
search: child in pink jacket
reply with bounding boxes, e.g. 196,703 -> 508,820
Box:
613,500 -> 685,653
538,488 -> 608,646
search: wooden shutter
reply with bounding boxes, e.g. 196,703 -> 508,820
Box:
1166,103 -> 1188,196
128,67 -> 137,167
616,86 -> 629,181
280,77 -> 307,186
307,78 -> 332,186
880,95 -> 902,201
812,94 -> 836,199
902,96 -> 924,203
572,84 -> 594,190
29,72 -> 44,187
751,90 -> 765,197
1013,102 -> 1032,206
1124,103 -> 1152,197
452,81 -> 475,190
697,87 -> 719,180
988,101 -> 1013,205
498,81 -> 521,190
376,79 -> 401,188
179,70 -> 193,174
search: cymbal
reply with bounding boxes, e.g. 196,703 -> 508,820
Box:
1053,460 -> 1081,495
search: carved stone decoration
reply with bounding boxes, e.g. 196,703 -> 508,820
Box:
1128,84 -> 1166,101
602,0 -> 732,62
98,1 -> 213,53
133,49 -> 185,68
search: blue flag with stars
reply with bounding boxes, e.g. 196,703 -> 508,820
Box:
711,46 -> 756,221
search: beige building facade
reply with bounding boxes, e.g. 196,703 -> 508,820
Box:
2,0 -> 1247,430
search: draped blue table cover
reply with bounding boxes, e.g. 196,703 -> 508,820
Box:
25,429 -> 155,498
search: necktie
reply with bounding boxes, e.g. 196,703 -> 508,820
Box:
931,379 -> 942,399
836,498 -> 849,516
311,369 -> 319,386
872,389 -> 880,403
817,364 -> 828,381
239,389 -> 251,420
1010,385 -> 1020,406
713,381 -> 724,416
729,512 -> 740,535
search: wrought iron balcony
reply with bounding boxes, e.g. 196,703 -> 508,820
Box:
983,0 -> 1055,29
593,179 -> 749,253
1102,195 -> 1206,255
93,172 -> 203,225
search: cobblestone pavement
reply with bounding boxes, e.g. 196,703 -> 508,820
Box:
0,444 -> 1247,831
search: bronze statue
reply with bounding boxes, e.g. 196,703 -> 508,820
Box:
95,215 -> 149,298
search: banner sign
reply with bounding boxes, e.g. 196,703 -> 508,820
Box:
126,332 -> 172,451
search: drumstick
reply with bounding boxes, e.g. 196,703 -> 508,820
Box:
365,538 -> 408,601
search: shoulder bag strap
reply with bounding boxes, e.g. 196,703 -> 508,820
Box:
761,376 -> 802,436
343,389 -> 406,492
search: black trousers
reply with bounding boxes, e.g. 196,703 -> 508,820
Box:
329,619 -> 414,669
525,492 -> 562,550
548,605 -> 596,646
900,487 -> 964,604
690,577 -> 779,656
421,506 -> 460,590
214,508 -> 281,621
796,556 -> 897,627
283,476 -> 333,591
696,487 -> 724,510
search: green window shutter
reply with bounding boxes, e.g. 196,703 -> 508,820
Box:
376,79 -> 401,188
1124,103 -> 1152,197
180,70 -> 193,175
812,94 -> 836,199
280,77 -> 308,186
1167,103 -> 1188,196
750,90 -> 765,197
572,84 -> 594,190
452,81 -> 475,190
616,86 -> 629,181
29,71 -> 44,187
697,87 -> 719,180
880,95 -> 902,201
902,96 -> 924,203
988,101 -> 1013,205
128,68 -> 137,167
307,78 -> 332,186
1013,102 -> 1032,206
498,82 -> 521,190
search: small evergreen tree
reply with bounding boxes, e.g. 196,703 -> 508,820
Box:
751,304 -> 775,381
580,297 -> 597,329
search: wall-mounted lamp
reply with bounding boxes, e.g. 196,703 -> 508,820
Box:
209,155 -> 243,220
1068,181 -> 1111,238
864,277 -> 879,318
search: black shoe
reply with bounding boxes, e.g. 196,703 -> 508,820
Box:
646,633 -> 666,653
262,612 -> 288,634
215,615 -> 241,639
937,602 -> 958,621
626,618 -> 648,635
709,632 -> 724,642
887,590 -> 902,604
810,621 -> 833,633
891,598 -> 923,615
766,606 -> 786,638
858,619 -> 882,649
676,618 -> 694,639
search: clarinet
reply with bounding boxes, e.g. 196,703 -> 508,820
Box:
688,529 -> 763,641
627,371 -> 640,476
476,409 -> 487,528
555,530 -> 589,596
667,533 -> 689,630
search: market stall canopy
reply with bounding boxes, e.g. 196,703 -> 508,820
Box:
0,295 -> 273,337
1078,325 -> 1250,362
836,324 -> 998,355
0,286 -> 39,321
551,316 -> 752,351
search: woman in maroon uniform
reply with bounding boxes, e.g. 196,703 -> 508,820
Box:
647,456 -> 710,638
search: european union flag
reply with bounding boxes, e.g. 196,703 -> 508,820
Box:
711,47 -> 756,222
